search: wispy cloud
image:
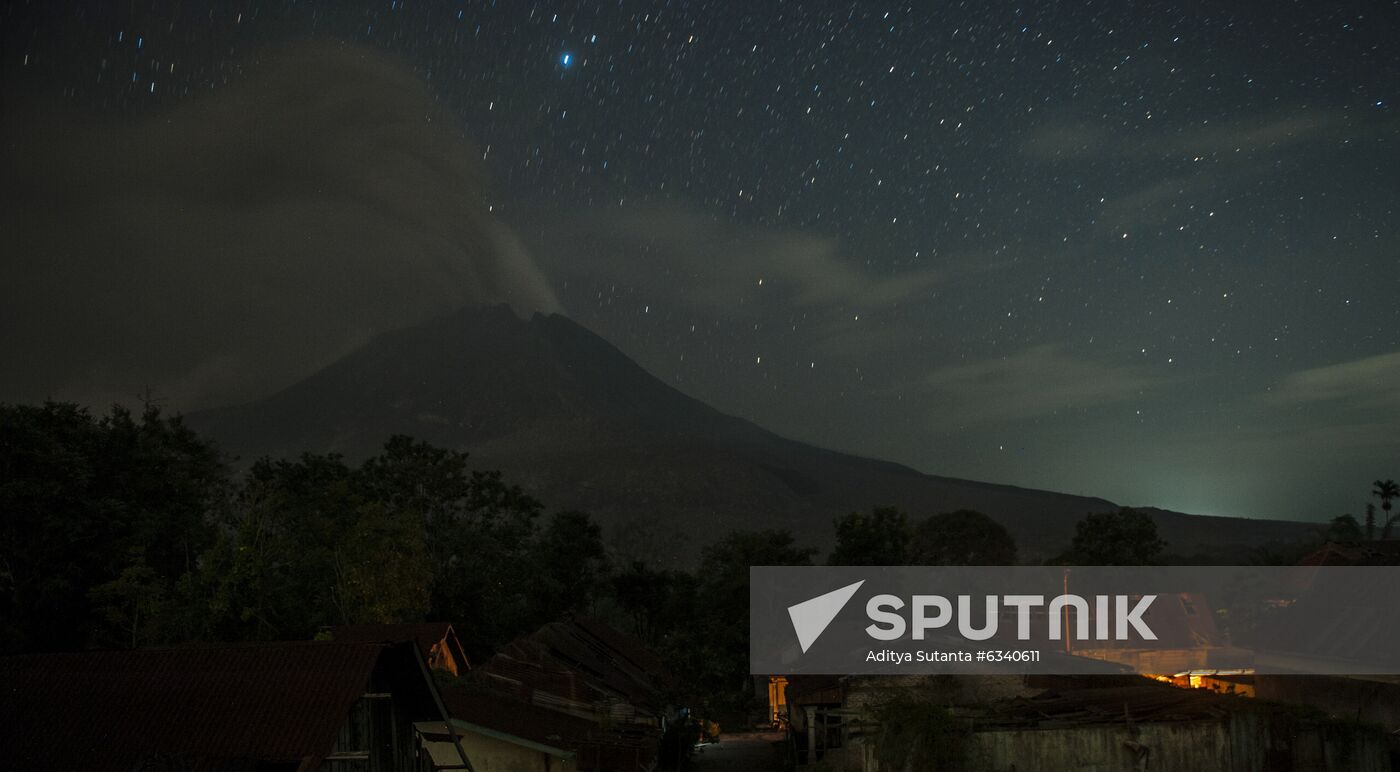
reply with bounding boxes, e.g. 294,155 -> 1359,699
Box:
1021,111 -> 1338,162
1020,112 -> 1338,237
534,204 -> 945,315
1170,113 -> 1333,157
1019,122 -> 1113,161
1266,351 -> 1400,410
1096,173 -> 1216,232
0,41 -> 559,411
921,345 -> 1163,426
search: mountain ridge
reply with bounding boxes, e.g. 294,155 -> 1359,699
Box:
188,305 -> 1317,564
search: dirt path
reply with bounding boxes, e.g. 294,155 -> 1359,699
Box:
689,732 -> 788,771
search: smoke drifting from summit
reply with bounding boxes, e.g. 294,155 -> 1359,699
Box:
1,41 -> 559,411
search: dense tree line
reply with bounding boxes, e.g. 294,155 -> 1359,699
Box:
3,401 -> 1347,717
0,403 -> 607,656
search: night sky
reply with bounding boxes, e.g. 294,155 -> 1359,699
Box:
3,1 -> 1397,522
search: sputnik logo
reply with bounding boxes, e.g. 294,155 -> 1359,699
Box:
787,580 -> 865,652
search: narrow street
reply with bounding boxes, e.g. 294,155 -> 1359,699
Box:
689,732 -> 788,771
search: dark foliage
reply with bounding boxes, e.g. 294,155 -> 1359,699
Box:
0,401 -> 226,651
909,509 -> 1018,565
829,505 -> 911,565
1058,508 -> 1167,565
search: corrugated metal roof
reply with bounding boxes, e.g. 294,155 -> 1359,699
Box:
0,641 -> 389,771
1253,566 -> 1400,668
1299,541 -> 1400,566
481,618 -> 667,713
443,684 -> 600,751
570,615 -> 673,686
482,639 -> 602,704
441,685 -> 660,769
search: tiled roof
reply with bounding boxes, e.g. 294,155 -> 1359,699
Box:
442,684 -> 602,751
1253,567 -> 1400,667
1298,540 -> 1400,566
495,617 -> 671,708
0,641 -> 389,772
440,685 -> 659,768
475,617 -> 673,717
571,615 -> 673,685
482,638 -> 603,705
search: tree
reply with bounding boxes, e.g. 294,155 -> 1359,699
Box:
1325,514 -> 1363,544
87,548 -> 168,649
0,401 -> 226,653
532,510 -> 609,619
333,502 -> 433,625
1365,503 -> 1377,541
829,506 -> 911,565
909,510 -> 1017,565
697,530 -> 817,603
1060,508 -> 1166,565
688,531 -> 815,717
1374,479 -> 1399,539
612,560 -> 699,645
196,437 -> 556,652
873,692 -> 971,770
200,452 -> 363,641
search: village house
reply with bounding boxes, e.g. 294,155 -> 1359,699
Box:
0,640 -> 470,772
428,683 -> 664,772
332,617 -> 675,772
1069,591 -> 1253,674
457,616 -> 677,770
1248,541 -> 1400,765
472,616 -> 676,733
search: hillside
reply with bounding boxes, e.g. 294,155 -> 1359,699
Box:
189,305 -> 1318,563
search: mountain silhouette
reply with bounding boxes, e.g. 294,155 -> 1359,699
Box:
189,305 -> 1316,564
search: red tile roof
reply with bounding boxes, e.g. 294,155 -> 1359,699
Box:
0,641 -> 392,772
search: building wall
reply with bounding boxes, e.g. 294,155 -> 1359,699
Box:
1256,674 -> 1400,732
970,714 -> 1389,772
800,712 -> 1390,771
453,731 -> 576,772
844,675 -> 1036,709
973,721 -> 1229,772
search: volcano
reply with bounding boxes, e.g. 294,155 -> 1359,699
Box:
189,305 -> 1316,564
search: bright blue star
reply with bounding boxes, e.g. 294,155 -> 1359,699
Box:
560,52 -> 573,69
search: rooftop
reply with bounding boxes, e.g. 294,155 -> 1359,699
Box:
0,640 -> 432,772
